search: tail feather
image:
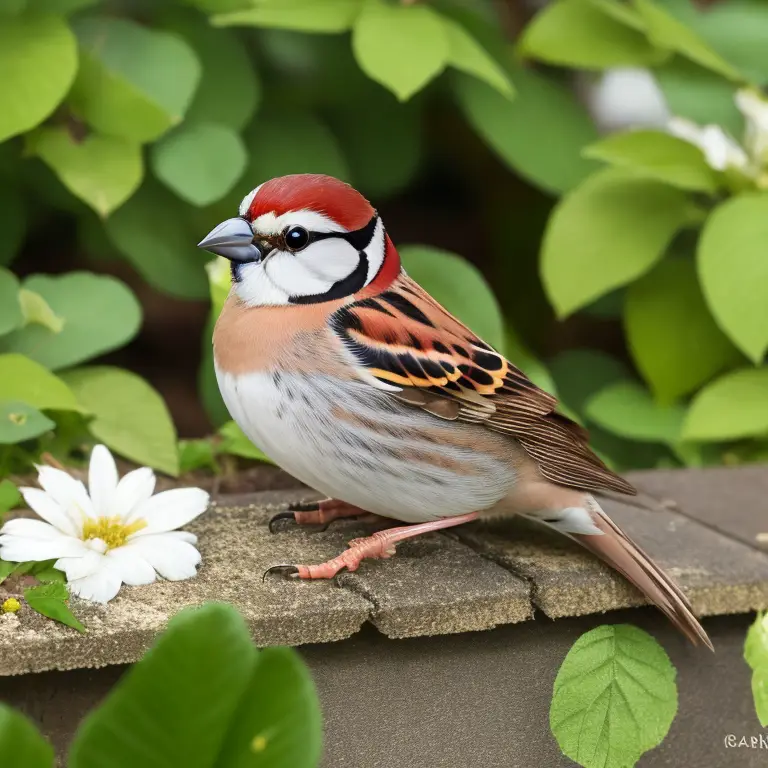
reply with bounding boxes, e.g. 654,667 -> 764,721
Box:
573,497 -> 713,650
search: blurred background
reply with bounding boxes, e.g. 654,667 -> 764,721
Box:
1,0 -> 767,486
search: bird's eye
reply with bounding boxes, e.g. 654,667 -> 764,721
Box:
284,226 -> 310,252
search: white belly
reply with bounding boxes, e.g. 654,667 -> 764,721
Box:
215,368 -> 516,523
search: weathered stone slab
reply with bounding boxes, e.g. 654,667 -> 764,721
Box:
0,499 -> 372,676
629,466 -> 768,550
337,531 -> 532,638
457,498 -> 768,619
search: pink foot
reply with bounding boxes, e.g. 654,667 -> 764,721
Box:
268,498 -> 372,533
264,511 -> 479,580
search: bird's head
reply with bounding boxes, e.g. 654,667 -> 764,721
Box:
198,174 -> 401,306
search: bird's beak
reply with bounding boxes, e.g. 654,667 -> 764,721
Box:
197,217 -> 263,263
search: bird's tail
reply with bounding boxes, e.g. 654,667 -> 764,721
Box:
571,496 -> 713,650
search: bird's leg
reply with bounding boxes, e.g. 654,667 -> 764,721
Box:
268,498 -> 377,533
264,511 -> 479,580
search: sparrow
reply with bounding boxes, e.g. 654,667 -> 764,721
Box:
199,173 -> 711,649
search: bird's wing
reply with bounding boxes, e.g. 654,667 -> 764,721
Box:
330,273 -> 635,496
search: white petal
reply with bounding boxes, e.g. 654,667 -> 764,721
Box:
667,116 -> 704,146
127,534 -> 201,581
106,547 -> 156,586
20,488 -> 80,537
129,488 -> 209,534
736,89 -> 768,130
113,467 -> 155,522
36,466 -> 95,527
68,562 -> 122,603
584,67 -> 670,133
0,518 -> 67,540
89,445 -> 119,516
0,534 -> 88,562
54,551 -> 105,581
166,531 -> 198,545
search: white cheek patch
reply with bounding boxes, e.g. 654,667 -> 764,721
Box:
296,239 -> 360,283
264,252 -> 335,298
234,262 -> 290,306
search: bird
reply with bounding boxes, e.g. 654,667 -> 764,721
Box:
198,173 -> 712,649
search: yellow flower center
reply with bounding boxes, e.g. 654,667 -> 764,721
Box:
2,598 -> 21,614
82,516 -> 146,550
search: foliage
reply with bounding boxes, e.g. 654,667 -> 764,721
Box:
0,602 -> 323,767
550,624 -> 678,767
744,611 -> 768,726
1,0 -> 767,476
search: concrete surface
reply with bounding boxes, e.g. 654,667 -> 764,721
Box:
2,467 -> 768,677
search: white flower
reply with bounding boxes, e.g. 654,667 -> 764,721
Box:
0,446 -> 209,603
736,88 -> 768,164
667,117 -> 750,173
581,68 -> 671,134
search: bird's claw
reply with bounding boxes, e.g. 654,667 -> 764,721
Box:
262,564 -> 299,582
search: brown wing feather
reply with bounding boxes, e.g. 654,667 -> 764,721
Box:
331,274 -> 635,496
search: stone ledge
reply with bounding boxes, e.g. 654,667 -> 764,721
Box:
2,467 -> 768,676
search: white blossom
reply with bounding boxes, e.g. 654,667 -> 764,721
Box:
0,446 -> 209,603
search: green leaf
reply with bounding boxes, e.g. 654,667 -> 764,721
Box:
18,289 -> 64,334
213,0 -> 362,33
69,603 -> 256,768
214,647 -> 323,768
654,60 -> 743,139
105,180 -> 210,300
0,13 -> 77,142
0,0 -> 27,14
633,0 -> 742,81
0,273 -> 142,371
33,566 -> 66,584
584,129 -> 718,193
0,354 -> 82,412
400,245 -> 505,351
683,367 -> 768,441
0,268 -> 22,336
152,123 -> 247,207
550,624 -> 677,768
179,438 -> 219,474
519,0 -> 666,69
625,258 -> 743,402
687,0 -> 768,86
245,112 -> 350,183
0,704 -> 54,768
541,168 -> 691,317
331,89 -> 422,199
27,127 -> 143,217
0,401 -> 54,443
183,0 -> 253,12
161,12 -> 260,132
36,0 -> 98,13
218,421 -> 273,463
745,613 -> 768,726
69,17 -> 201,143
455,67 -> 599,195
0,479 -> 21,514
442,17 -> 514,99
548,349 -> 630,417
0,560 -> 17,584
585,381 -> 685,444
352,0 -> 449,101
698,193 -> 768,363
61,367 -> 180,476
24,583 -> 86,633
